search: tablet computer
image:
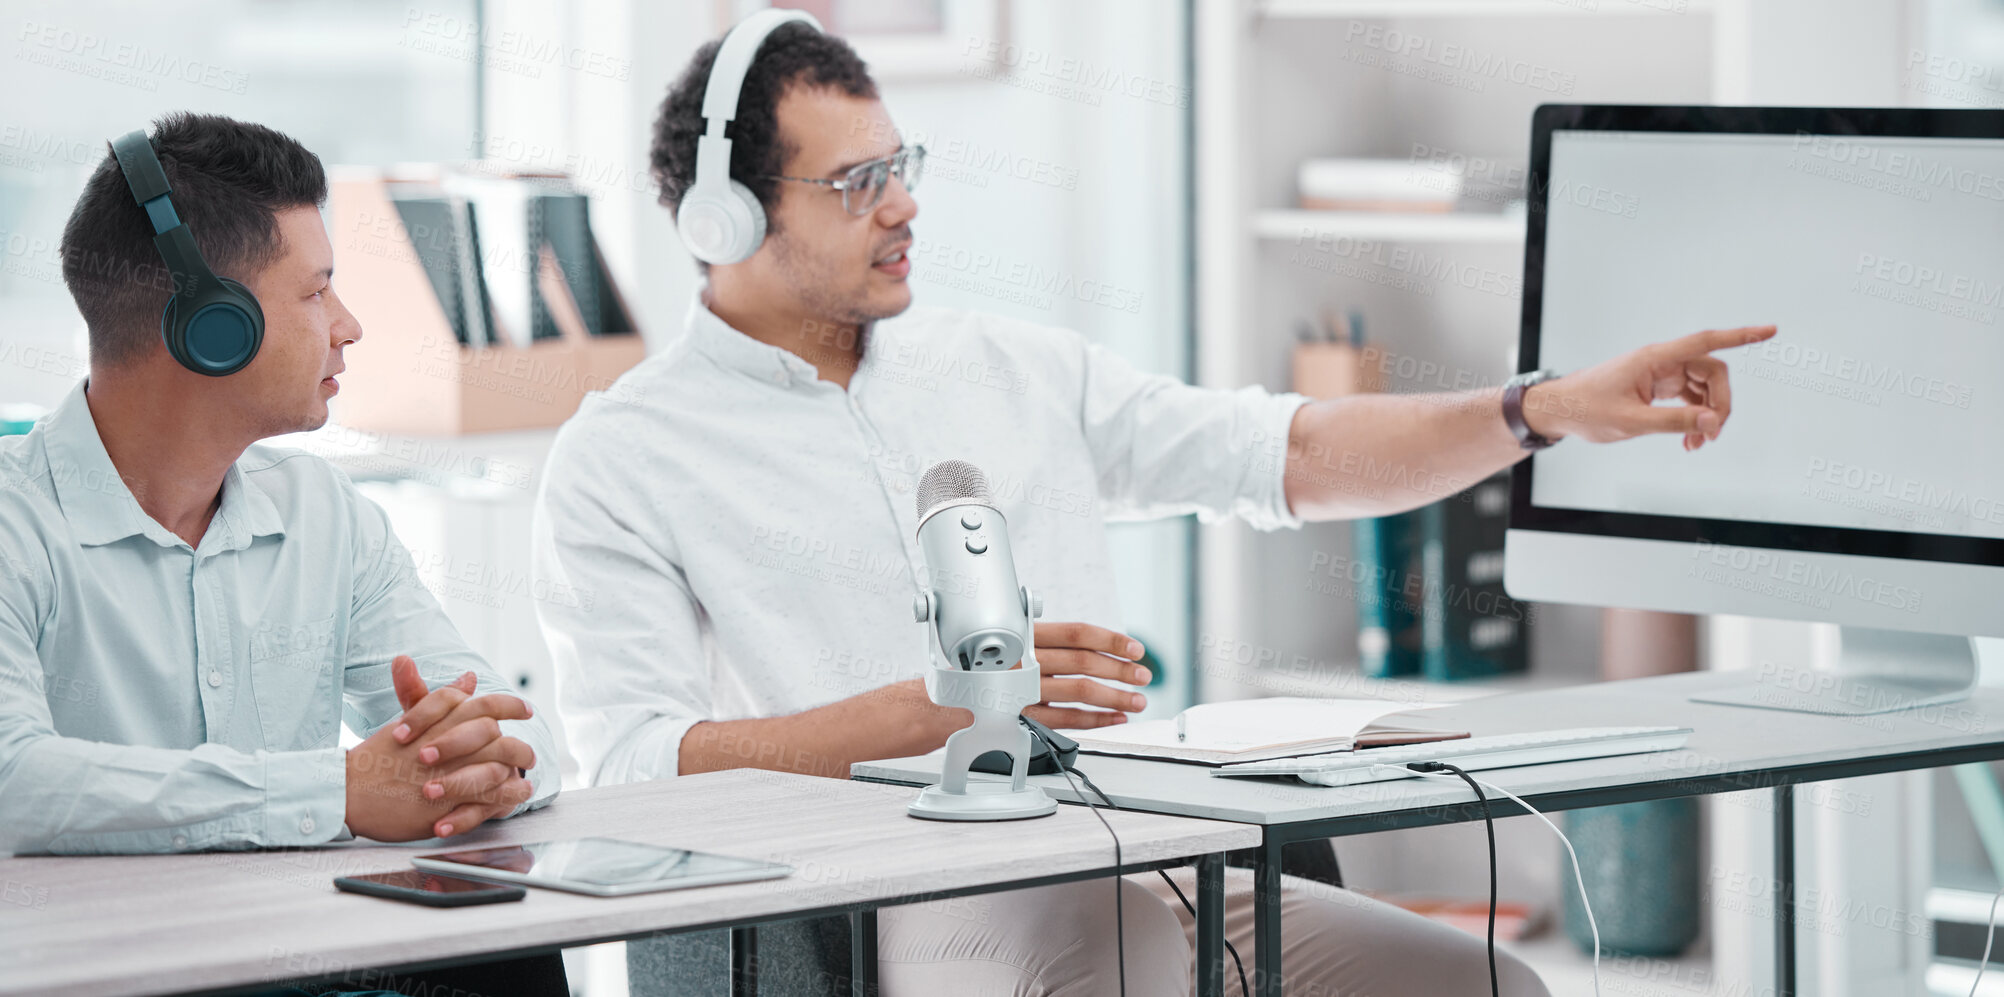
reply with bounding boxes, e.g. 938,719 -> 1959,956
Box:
411,837 -> 792,897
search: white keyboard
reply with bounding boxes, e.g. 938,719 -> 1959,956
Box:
1212,726 -> 1694,787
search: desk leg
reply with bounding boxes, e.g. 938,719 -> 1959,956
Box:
1774,785 -> 1795,997
1255,839 -> 1284,997
731,925 -> 758,997
1196,853 -> 1225,997
851,909 -> 879,997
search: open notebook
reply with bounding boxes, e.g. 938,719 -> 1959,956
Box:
1068,697 -> 1466,765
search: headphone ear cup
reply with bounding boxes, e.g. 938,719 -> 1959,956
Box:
161,277 -> 264,376
676,182 -> 768,265
724,180 -> 767,262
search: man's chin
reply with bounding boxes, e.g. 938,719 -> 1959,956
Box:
285,405 -> 331,437
866,284 -> 915,321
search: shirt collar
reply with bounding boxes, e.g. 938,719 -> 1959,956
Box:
40,381 -> 285,550
216,460 -> 286,548
683,296 -> 835,389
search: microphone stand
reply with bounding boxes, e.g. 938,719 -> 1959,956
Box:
907,587 -> 1059,821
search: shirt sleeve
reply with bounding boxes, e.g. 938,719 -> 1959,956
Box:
341,478 -> 559,816
0,524 -> 346,856
531,422 -> 711,786
1073,333 -> 1309,531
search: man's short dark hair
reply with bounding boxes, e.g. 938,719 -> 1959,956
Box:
650,23 -> 878,251
60,112 -> 327,368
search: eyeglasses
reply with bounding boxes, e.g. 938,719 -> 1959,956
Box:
764,144 -> 926,216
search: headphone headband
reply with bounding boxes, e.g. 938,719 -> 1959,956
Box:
110,131 -> 174,215
110,130 -> 217,304
699,9 -> 821,137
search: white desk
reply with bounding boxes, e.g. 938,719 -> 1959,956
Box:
0,769 -> 1258,997
854,671 -> 2004,997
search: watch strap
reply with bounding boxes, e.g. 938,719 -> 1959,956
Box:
1503,369 -> 1560,451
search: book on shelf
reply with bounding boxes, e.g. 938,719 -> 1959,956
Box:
1296,157 -> 1459,212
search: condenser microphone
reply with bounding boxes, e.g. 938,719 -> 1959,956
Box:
907,459 -> 1055,821
913,460 -> 1040,671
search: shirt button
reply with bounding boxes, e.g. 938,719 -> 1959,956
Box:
172,835 -> 188,849
206,670 -> 222,688
299,816 -> 316,835
772,371 -> 786,384
893,480 -> 910,493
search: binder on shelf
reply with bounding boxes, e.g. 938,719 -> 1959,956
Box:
529,185 -> 605,340
328,166 -> 646,436
1419,473 -> 1530,682
385,189 -> 496,348
1355,511 -> 1423,678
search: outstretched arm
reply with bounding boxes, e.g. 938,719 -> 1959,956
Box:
1283,325 -> 1777,520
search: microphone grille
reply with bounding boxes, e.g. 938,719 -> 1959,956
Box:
916,460 -> 990,520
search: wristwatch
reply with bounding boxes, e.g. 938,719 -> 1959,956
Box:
1502,368 -> 1563,451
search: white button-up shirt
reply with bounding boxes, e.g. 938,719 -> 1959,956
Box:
0,383 -> 558,855
533,301 -> 1305,786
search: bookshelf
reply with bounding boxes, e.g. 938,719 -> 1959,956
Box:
1194,0 -> 1723,985
1193,1 -> 1967,989
1193,0 -> 1720,700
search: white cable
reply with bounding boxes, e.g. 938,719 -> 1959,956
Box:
1376,765 -> 1602,997
1971,886 -> 2004,997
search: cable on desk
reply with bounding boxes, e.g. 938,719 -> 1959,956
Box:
1072,765 -> 1252,997
1027,725 -> 1124,997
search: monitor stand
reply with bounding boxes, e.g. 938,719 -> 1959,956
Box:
1691,627 -> 1979,716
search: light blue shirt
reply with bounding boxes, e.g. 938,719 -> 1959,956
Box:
0,383 -> 558,855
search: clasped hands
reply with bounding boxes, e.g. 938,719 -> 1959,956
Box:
344,655 -> 537,841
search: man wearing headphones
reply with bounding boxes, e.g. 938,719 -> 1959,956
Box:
0,113 -> 557,865
534,12 -> 1770,996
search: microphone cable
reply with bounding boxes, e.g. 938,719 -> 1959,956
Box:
1069,764 -> 1251,997
1027,724 -> 1125,997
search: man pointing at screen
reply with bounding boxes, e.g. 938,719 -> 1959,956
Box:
533,15 -> 1773,997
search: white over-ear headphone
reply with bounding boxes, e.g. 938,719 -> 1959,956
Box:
677,8 -> 824,265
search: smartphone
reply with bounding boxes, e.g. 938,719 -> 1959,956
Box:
333,869 -> 527,907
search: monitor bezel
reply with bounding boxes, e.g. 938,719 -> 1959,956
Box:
1512,103 -> 2004,569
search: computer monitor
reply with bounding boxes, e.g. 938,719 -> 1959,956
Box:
1504,105 -> 2004,714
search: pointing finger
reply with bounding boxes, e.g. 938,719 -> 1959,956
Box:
1659,324 -> 1775,360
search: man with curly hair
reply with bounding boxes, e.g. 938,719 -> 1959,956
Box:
536,18 -> 1768,996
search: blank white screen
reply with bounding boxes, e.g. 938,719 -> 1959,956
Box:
1529,129 -> 2004,540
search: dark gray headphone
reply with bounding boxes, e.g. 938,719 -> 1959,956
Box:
109,129 -> 264,376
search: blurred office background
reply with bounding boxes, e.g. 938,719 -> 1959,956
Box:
4,0 -> 2004,993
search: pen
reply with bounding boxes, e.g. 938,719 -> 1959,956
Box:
1176,712 -> 1187,742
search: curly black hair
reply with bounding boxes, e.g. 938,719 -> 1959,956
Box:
651,21 -> 877,260
60,112 -> 326,368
